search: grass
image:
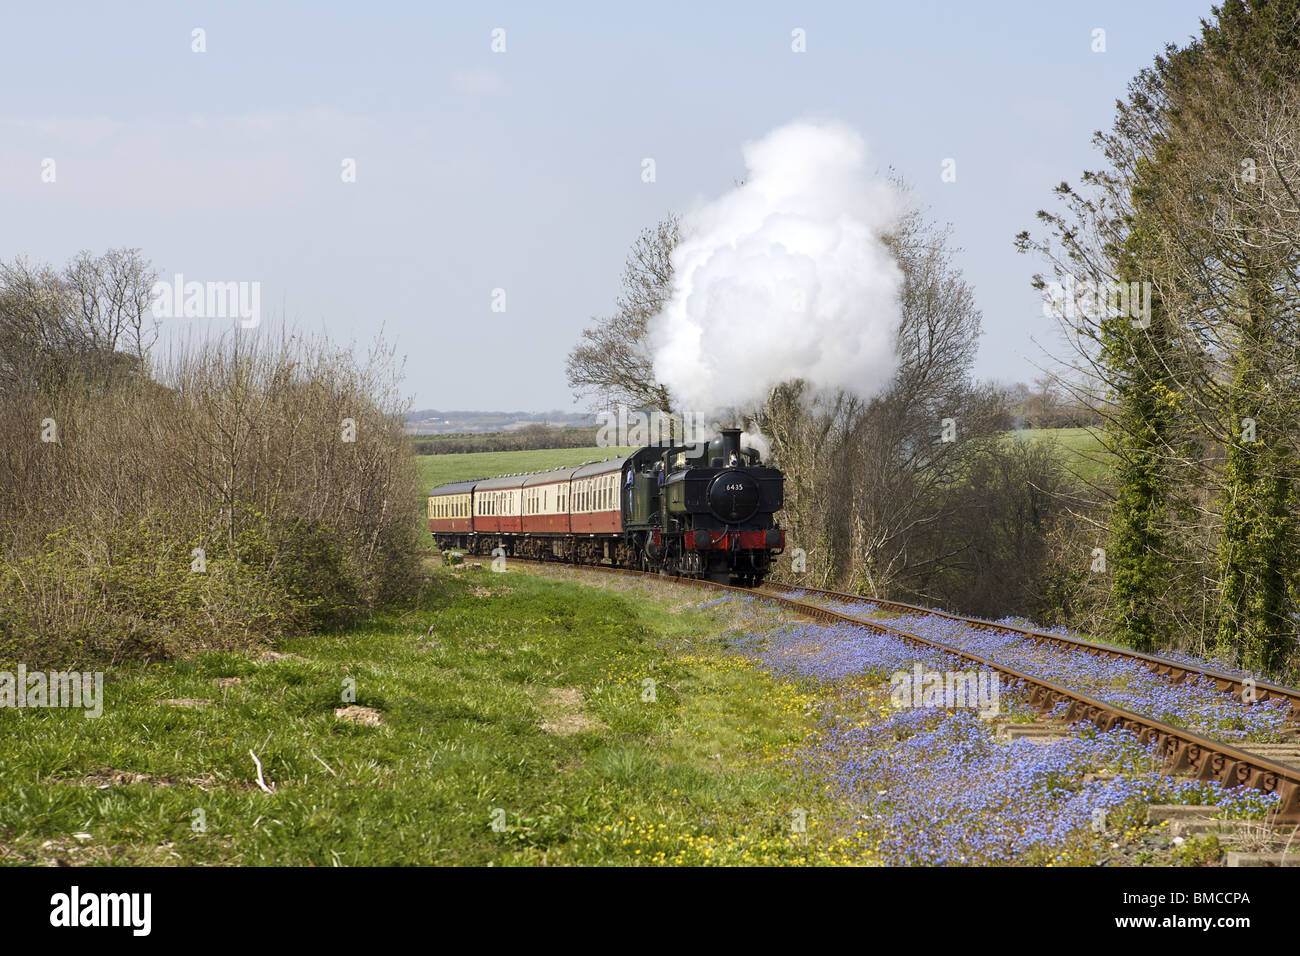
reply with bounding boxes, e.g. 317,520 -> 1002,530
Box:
416,446 -> 637,491
0,567 -> 857,866
1007,426 -> 1110,485
414,429 -> 1111,492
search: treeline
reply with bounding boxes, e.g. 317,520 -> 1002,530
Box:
0,250 -> 422,667
1005,380 -> 1100,429
410,424 -> 600,455
1021,0 -> 1300,678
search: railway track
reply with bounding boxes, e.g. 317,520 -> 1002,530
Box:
761,581 -> 1300,719
473,555 -> 1300,820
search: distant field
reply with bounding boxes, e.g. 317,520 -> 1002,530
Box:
1009,426 -> 1110,485
414,428 -> 1111,492
416,446 -> 638,490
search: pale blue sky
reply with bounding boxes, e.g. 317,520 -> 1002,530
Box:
1,0 -> 1210,409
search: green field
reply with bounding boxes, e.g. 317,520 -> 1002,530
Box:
0,568 -> 852,865
1008,426 -> 1109,485
416,446 -> 638,491
415,429 -> 1111,493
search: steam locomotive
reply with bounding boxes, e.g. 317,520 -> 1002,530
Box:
427,428 -> 785,584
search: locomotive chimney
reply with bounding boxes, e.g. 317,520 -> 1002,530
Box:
720,428 -> 741,465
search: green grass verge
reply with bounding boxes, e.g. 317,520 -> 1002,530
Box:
0,569 -> 858,866
415,447 -> 638,491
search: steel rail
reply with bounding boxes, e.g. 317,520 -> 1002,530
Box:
760,582 -> 1300,719
482,556 -> 1300,820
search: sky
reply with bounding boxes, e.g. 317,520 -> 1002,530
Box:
0,0 -> 1212,411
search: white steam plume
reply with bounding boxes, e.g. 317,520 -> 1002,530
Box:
740,425 -> 771,463
651,120 -> 903,415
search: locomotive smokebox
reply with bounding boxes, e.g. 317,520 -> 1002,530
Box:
720,428 -> 742,465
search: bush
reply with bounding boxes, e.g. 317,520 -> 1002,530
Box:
0,286 -> 423,667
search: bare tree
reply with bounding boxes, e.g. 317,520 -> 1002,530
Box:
565,215 -> 678,412
0,249 -> 157,395
761,198 -> 1007,604
64,248 -> 158,362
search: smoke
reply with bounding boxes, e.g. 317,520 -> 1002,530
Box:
740,425 -> 771,462
650,120 -> 904,416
